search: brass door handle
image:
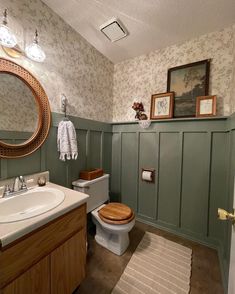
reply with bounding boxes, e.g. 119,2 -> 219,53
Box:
218,208 -> 235,223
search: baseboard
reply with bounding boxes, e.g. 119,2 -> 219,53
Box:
136,215 -> 217,249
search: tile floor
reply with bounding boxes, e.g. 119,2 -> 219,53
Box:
77,221 -> 224,294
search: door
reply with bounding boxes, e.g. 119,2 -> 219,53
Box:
219,181 -> 235,294
228,183 -> 235,294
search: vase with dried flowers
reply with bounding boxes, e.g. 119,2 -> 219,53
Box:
132,102 -> 148,120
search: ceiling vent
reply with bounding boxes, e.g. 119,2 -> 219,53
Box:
100,18 -> 128,42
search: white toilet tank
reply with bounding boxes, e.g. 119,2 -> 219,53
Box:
72,174 -> 109,213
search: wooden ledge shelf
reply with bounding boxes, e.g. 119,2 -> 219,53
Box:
111,116 -> 228,125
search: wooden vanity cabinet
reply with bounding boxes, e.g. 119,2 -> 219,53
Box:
0,204 -> 87,294
51,229 -> 86,294
2,256 -> 50,294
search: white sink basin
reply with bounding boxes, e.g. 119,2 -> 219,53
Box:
0,187 -> 65,223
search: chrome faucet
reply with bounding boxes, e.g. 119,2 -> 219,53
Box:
19,176 -> 27,190
2,176 -> 28,198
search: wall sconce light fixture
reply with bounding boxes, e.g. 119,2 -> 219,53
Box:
0,9 -> 17,48
0,9 -> 46,63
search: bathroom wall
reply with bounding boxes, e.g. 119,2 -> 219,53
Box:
0,0 -> 114,122
113,25 -> 235,122
0,1 -> 234,291
0,0 -> 114,190
46,113 -> 112,187
230,32 -> 235,114
110,116 -> 233,289
111,118 -> 229,247
0,114 -> 232,289
0,0 -> 113,185
0,113 -> 112,188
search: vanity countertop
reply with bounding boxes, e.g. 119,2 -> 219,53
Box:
0,182 -> 89,248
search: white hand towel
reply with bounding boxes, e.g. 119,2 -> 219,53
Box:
57,120 -> 78,161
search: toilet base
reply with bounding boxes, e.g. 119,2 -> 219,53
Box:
94,221 -> 130,256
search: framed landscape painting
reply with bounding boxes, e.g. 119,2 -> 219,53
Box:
167,59 -> 210,118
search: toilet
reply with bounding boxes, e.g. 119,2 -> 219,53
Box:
72,174 -> 135,255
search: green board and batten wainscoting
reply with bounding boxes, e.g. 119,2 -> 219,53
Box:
0,112 -> 112,187
111,115 -> 235,292
1,112 -> 235,292
46,113 -> 112,188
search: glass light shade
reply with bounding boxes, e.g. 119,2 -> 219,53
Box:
0,24 -> 17,48
25,42 -> 46,62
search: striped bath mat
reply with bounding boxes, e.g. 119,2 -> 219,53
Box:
112,232 -> 192,294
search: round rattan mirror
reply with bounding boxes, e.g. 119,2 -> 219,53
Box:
0,58 -> 51,158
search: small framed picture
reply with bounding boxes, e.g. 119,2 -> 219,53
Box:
150,92 -> 174,119
196,95 -> 216,117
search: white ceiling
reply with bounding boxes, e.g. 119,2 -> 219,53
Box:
42,0 -> 235,63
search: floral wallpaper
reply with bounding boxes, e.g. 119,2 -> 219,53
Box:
0,0 -> 114,123
230,28 -> 235,114
113,25 -> 235,122
0,0 -> 234,124
0,74 -> 38,133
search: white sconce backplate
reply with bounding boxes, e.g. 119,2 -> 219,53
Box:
2,44 -> 22,58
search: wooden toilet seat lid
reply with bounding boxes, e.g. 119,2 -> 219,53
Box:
99,211 -> 135,225
98,203 -> 133,224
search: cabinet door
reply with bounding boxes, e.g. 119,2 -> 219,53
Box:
2,256 -> 50,294
50,228 -> 86,294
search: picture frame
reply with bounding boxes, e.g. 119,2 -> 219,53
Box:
150,92 -> 174,119
196,95 -> 216,117
167,59 -> 210,118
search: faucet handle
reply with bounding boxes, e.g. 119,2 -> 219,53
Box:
19,176 -> 27,190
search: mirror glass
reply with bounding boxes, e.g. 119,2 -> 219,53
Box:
0,73 -> 39,145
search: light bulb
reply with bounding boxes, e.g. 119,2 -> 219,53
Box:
25,42 -> 46,62
0,9 -> 17,48
25,30 -> 46,63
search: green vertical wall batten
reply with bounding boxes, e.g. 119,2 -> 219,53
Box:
138,132 -> 158,219
111,133 -> 122,202
158,132 -> 181,226
103,132 -> 112,176
1,113 -> 235,293
121,132 -> 138,211
181,132 -> 210,237
89,131 -> 102,169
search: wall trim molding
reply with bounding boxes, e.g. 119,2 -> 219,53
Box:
136,216 -> 218,249
111,116 -> 228,125
51,112 -> 112,132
